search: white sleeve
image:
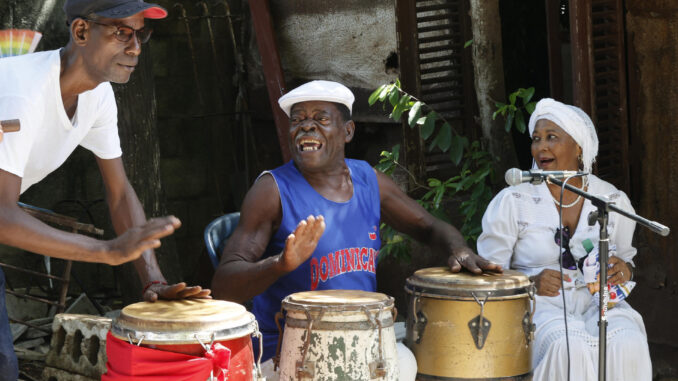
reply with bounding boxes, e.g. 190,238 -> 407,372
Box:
79,83 -> 122,159
610,191 -> 637,263
476,189 -> 519,269
0,95 -> 40,178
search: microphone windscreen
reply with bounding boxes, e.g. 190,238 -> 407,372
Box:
505,168 -> 523,186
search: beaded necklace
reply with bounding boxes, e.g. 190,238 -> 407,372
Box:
551,176 -> 588,208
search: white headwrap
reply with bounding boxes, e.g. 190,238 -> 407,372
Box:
528,98 -> 599,172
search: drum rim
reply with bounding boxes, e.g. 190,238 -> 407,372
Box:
282,296 -> 394,312
405,267 -> 531,294
110,318 -> 257,344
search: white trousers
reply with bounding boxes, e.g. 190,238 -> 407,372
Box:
260,342 -> 417,381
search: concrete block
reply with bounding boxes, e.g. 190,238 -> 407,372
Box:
45,314 -> 111,379
42,366 -> 98,381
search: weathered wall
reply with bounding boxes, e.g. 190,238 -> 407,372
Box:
248,0 -> 399,122
625,0 -> 678,377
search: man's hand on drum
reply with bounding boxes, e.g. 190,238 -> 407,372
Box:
531,269 -> 571,296
278,215 -> 325,273
447,246 -> 503,274
143,282 -> 211,302
104,216 -> 181,266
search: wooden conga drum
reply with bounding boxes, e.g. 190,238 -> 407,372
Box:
405,268 -> 535,380
111,299 -> 262,380
277,290 -> 399,380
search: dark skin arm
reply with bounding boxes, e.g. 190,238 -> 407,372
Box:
376,170 -> 502,273
0,167 -> 178,265
211,174 -> 325,302
96,157 -> 211,301
531,257 -> 632,297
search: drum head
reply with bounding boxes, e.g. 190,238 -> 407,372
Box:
283,290 -> 393,311
112,299 -> 255,344
405,267 -> 531,299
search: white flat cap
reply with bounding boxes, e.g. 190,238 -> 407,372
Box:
278,80 -> 355,117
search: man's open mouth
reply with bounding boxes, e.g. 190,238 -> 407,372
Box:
299,138 -> 322,152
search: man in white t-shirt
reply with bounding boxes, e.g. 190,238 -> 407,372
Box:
0,1 -> 210,379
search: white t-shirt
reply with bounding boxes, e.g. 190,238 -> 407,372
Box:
0,49 -> 122,194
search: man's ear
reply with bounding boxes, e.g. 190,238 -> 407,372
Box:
70,19 -> 90,46
344,120 -> 355,143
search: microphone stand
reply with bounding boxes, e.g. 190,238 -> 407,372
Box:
544,175 -> 669,381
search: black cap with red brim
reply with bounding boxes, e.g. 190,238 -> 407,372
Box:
64,0 -> 168,22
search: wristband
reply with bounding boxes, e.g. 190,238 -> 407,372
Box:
142,280 -> 167,294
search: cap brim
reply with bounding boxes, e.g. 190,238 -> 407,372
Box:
96,3 -> 168,20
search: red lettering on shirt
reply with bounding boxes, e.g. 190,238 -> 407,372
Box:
320,256 -> 329,282
361,247 -> 368,270
310,257 -> 319,290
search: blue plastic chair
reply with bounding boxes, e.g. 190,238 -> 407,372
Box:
204,212 -> 240,269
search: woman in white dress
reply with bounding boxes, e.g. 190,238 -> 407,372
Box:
477,98 -> 651,380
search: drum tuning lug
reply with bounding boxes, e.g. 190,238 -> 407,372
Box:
296,360 -> 315,379
413,310 -> 427,344
369,361 -> 387,379
467,315 -> 491,350
522,312 -> 536,346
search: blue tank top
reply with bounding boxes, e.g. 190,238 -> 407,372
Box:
252,159 -> 381,362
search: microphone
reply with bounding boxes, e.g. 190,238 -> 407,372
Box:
505,168 -> 588,186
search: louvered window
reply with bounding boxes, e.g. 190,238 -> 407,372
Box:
396,0 -> 477,181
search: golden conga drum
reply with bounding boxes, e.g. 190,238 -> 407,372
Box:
110,299 -> 262,380
405,268 -> 535,380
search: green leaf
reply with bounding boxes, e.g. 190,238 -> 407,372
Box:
525,101 -> 536,114
504,110 -> 514,132
408,101 -> 422,127
428,178 -> 442,187
421,112 -> 437,139
464,39 -> 473,48
378,85 -> 391,101
449,135 -> 465,165
368,85 -> 384,105
509,92 -> 517,106
521,87 -> 535,104
392,144 -> 400,162
389,88 -> 400,107
392,95 -> 411,122
437,122 -> 452,152
515,110 -> 526,133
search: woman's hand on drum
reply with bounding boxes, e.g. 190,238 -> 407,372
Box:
143,282 -> 212,302
531,269 -> 570,296
278,215 -> 325,273
447,247 -> 503,274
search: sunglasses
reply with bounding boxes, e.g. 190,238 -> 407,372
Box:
554,227 -> 586,271
84,18 -> 153,44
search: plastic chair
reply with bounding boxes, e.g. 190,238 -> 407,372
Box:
204,212 -> 240,269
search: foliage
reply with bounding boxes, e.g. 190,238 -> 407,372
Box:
370,81 -> 534,260
492,87 -> 537,134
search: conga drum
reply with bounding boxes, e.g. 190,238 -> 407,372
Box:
277,290 -> 399,380
111,299 -> 263,380
405,268 -> 535,380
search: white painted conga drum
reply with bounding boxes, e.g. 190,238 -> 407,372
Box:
405,268 -> 535,380
277,290 -> 398,380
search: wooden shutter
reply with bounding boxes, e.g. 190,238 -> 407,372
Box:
569,0 -> 630,193
396,0 -> 477,181
590,0 -> 630,192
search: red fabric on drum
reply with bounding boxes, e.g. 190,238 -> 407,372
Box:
102,332 -> 231,381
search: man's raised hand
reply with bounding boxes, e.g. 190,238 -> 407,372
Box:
104,216 -> 181,266
279,215 -> 325,273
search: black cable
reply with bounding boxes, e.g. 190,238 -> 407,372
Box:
555,174 -> 585,381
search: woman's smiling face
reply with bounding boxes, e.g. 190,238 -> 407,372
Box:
531,119 -> 582,171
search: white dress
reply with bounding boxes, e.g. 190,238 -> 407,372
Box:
477,175 -> 651,381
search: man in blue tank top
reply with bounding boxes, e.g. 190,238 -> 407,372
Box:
212,80 -> 502,379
